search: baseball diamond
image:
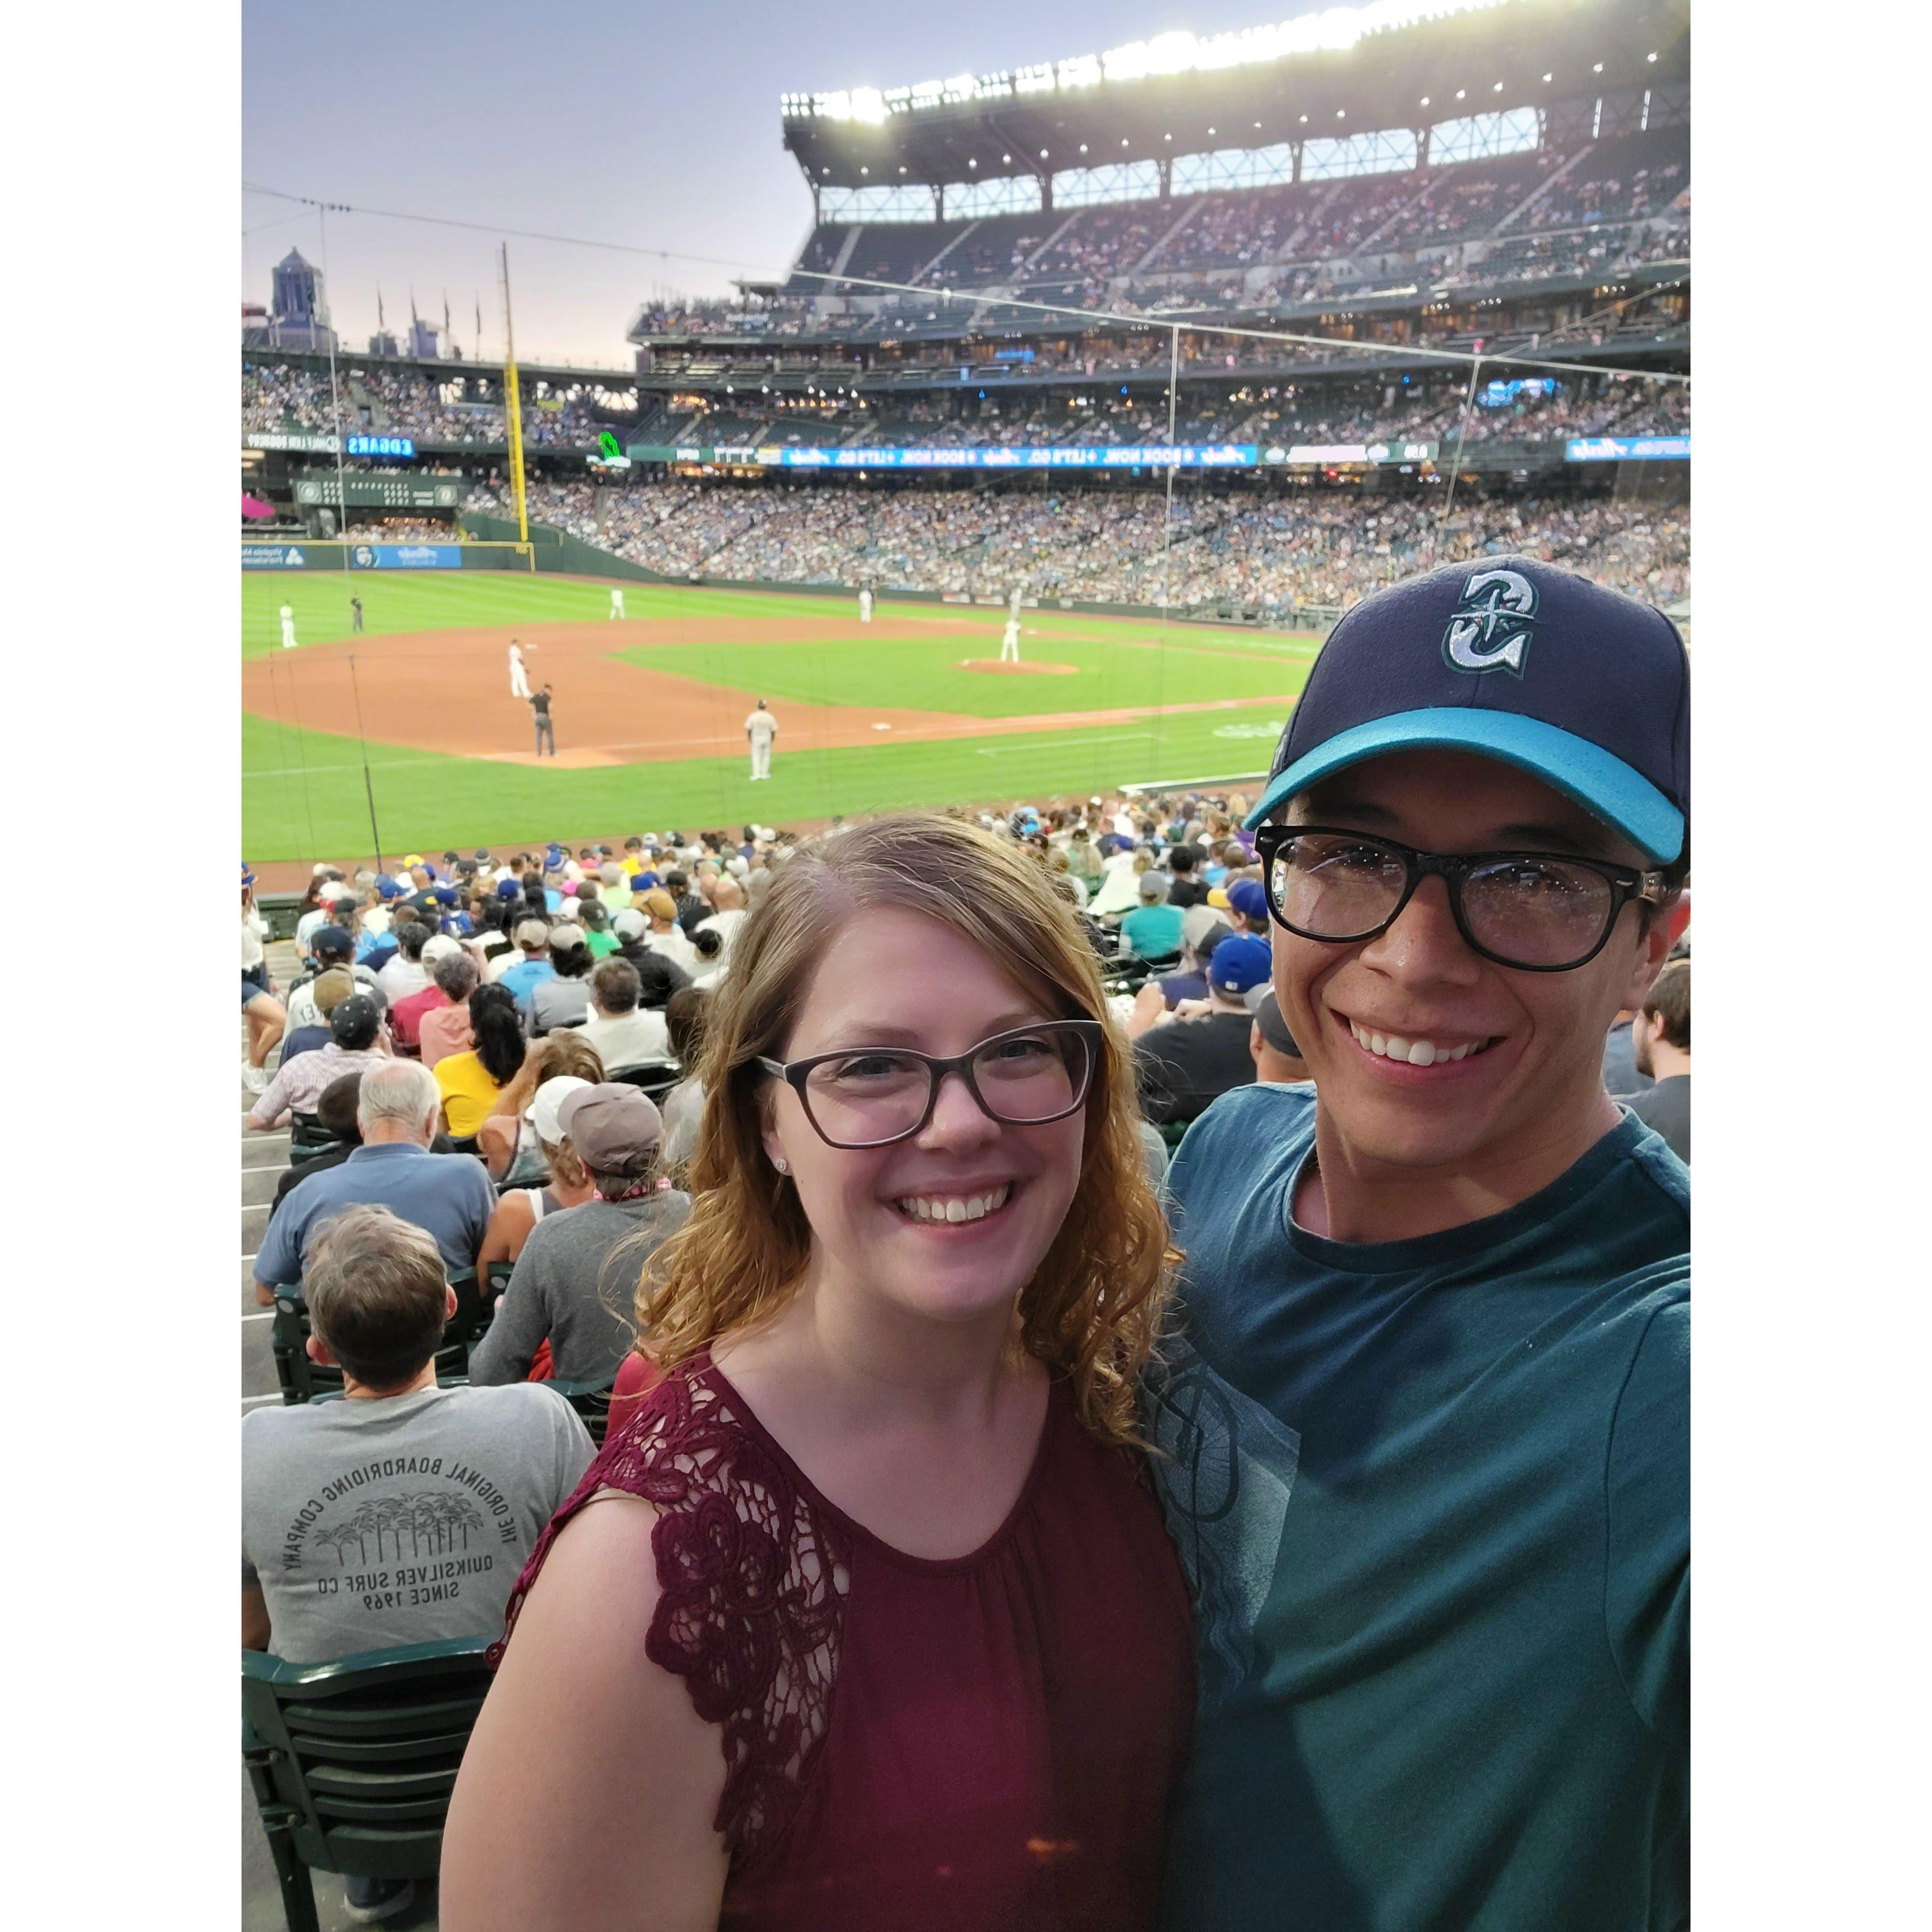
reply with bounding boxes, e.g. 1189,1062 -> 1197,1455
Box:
243,570 -> 1319,864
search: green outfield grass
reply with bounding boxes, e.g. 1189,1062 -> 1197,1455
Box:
622,613 -> 1313,718
243,573 -> 1309,859
241,571 -> 896,657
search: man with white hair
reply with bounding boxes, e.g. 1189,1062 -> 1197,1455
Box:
251,1057 -> 497,1305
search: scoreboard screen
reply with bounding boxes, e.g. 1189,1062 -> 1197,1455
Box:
346,434 -> 416,459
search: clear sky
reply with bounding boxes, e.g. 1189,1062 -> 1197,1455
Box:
242,2 -> 1328,368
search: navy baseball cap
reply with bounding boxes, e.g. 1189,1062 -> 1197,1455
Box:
1210,933 -> 1274,995
1225,876 -> 1269,923
310,925 -> 354,959
376,877 -> 403,900
1248,557 -> 1689,864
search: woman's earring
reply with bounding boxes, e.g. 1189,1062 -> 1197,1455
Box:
773,1156 -> 789,1174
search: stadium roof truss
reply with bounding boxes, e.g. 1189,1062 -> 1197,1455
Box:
780,0 -> 1688,211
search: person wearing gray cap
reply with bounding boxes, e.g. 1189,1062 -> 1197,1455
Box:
1247,986 -> 1311,1086
466,1084 -> 691,1389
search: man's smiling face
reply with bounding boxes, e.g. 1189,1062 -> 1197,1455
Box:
1273,748 -> 1685,1184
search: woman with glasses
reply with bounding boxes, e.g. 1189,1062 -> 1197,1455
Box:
444,813 -> 1193,1932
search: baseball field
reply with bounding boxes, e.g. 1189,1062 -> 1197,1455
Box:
242,570 -> 1318,867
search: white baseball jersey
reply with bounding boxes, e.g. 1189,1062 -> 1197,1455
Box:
746,710 -> 777,745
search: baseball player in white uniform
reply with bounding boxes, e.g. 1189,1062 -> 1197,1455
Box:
280,602 -> 297,650
999,614 -> 1023,664
746,699 -> 777,781
858,585 -> 874,624
609,586 -> 627,619
508,639 -> 531,699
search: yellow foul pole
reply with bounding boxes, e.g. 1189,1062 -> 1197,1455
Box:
500,242 -> 532,566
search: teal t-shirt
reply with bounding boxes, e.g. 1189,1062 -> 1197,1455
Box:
1122,902 -> 1185,959
1150,1084 -> 1688,1932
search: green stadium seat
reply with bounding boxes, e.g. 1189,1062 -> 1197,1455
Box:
544,1375 -> 616,1447
242,1635 -> 494,1932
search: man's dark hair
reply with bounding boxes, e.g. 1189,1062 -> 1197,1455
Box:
1641,959 -> 1689,1052
315,1073 -> 365,1146
305,1204 -> 447,1391
1169,844 -> 1198,875
692,927 -> 723,961
663,869 -> 688,893
592,956 -> 642,1014
393,920 -> 431,962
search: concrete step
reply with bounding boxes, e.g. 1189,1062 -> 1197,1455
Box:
242,1204 -> 272,1256
242,1167 -> 284,1210
242,1136 -> 292,1172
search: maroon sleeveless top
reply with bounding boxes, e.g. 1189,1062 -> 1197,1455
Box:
494,1353 -> 1195,1930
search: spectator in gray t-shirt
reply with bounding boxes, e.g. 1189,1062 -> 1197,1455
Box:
468,1083 -> 691,1388
242,1204 -> 593,1665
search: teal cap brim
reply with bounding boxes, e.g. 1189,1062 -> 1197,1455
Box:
1243,708 -> 1685,864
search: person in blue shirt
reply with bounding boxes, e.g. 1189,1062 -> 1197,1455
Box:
498,918 -> 559,1015
1150,557 -> 1691,1932
253,1059 -> 496,1299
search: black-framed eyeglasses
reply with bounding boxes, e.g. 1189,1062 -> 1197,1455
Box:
1253,822 -> 1667,972
758,1019 -> 1103,1149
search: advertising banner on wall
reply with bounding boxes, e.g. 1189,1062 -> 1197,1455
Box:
350,544 -> 464,569
241,544 -> 310,569
1566,436 -> 1692,462
770,443 -> 1261,470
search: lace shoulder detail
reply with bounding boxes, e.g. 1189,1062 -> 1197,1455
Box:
490,1363 -> 851,1867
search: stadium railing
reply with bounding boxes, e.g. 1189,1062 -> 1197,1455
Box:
243,1635 -> 494,1932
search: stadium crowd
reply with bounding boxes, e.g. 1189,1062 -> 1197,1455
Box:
463,472 -> 1689,609
645,367 -> 1687,460
243,359 -> 632,448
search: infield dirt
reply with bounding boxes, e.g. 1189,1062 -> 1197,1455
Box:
242,617 -> 1299,770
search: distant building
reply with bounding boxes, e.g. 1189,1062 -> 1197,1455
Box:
368,329 -> 400,357
408,316 -> 442,359
241,249 -> 337,352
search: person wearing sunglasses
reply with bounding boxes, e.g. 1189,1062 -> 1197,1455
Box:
444,813 -> 1193,1932
1149,557 -> 1690,1932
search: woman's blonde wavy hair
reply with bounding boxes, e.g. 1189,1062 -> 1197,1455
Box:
634,812 -> 1176,1447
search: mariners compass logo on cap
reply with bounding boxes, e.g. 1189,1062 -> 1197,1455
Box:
1443,568 -> 1538,677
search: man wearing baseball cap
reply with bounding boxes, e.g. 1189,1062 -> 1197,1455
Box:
1151,558 -> 1689,1932
1133,931 -> 1273,1126
466,1085 -> 690,1388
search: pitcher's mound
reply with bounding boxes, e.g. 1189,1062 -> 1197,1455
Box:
959,658 -> 1081,675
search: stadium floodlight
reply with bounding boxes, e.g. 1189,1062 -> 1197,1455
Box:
785,0 -> 1520,119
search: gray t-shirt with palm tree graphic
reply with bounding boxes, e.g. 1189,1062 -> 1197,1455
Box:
243,1383 -> 593,1663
